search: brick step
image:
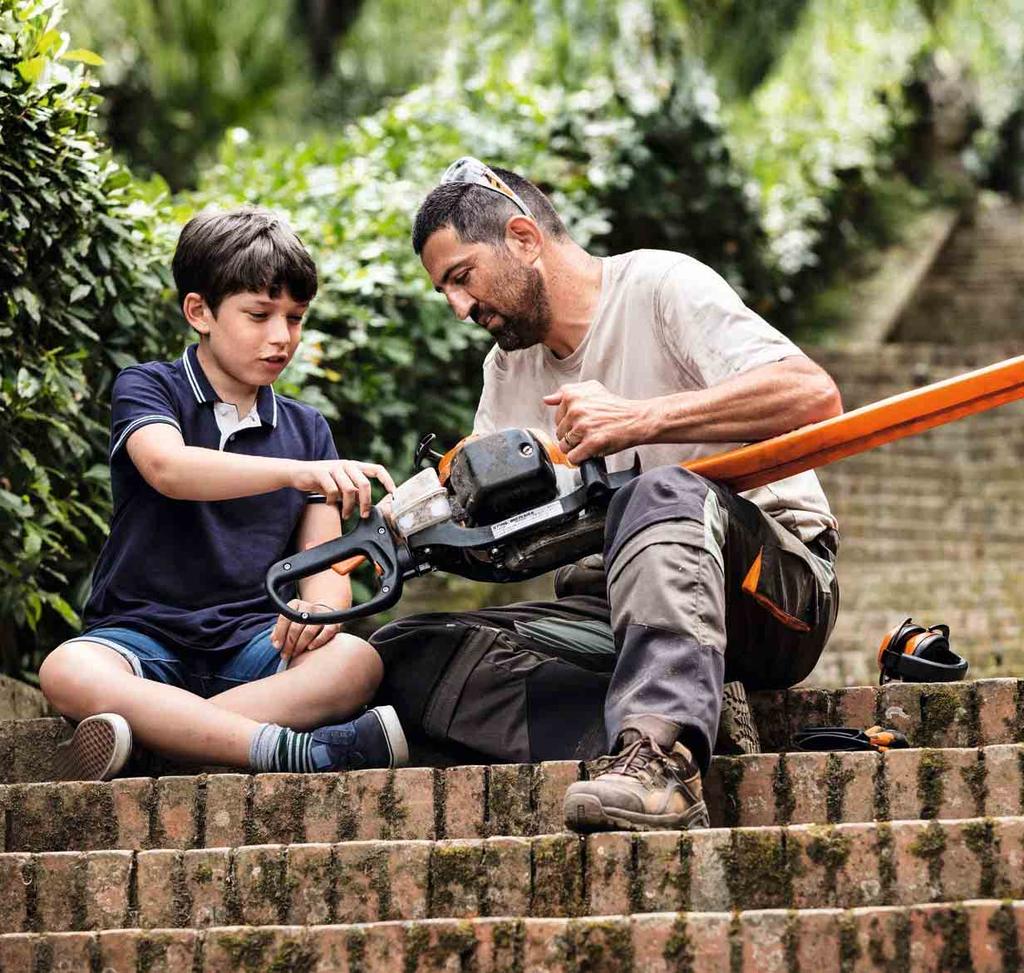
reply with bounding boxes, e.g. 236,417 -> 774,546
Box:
5,742 -> 1024,854
3,816 -> 1024,933
2,900 -> 1021,973
810,646 -> 1024,689
2,679 -> 1018,786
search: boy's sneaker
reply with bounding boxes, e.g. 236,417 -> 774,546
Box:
55,713 -> 133,781
563,731 -> 709,833
311,705 -> 409,771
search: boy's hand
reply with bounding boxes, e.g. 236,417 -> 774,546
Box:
293,460 -> 397,519
272,599 -> 341,663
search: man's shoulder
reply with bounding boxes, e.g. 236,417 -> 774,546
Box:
610,249 -> 718,289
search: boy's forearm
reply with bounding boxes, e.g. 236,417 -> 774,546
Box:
155,446 -> 301,501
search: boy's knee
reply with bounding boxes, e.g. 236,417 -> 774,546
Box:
39,641 -> 133,718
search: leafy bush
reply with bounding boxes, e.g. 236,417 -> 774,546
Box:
0,0 -> 176,675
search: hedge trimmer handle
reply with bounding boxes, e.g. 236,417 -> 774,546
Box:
265,507 -> 403,624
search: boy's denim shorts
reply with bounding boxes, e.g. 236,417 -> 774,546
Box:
80,626 -> 287,699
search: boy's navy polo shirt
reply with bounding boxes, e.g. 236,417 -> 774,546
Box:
83,343 -> 339,656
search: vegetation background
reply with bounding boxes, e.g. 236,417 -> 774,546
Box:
1,0 -> 1022,677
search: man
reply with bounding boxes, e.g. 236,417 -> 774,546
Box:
371,158 -> 842,833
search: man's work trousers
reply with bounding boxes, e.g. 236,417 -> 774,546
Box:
370,466 -> 839,771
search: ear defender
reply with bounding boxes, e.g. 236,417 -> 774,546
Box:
877,617 -> 969,684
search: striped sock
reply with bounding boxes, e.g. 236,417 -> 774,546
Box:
249,723 -> 316,773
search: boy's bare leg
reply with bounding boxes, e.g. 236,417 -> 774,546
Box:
40,641 -> 257,766
207,633 -> 383,730
39,634 -> 382,768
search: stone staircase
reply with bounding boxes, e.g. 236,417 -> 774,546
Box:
2,678 -> 1024,970
809,341 -> 1024,687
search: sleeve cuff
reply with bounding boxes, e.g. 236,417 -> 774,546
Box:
110,415 -> 182,458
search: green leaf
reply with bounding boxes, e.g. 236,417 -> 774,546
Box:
42,592 -> 80,627
15,56 -> 45,83
61,48 -> 104,66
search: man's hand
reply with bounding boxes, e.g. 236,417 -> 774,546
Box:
291,460 -> 397,519
271,598 -> 341,663
544,381 -> 653,464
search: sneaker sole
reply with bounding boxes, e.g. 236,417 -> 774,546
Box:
715,680 -> 761,756
564,793 -> 710,833
370,705 -> 409,768
54,713 -> 132,781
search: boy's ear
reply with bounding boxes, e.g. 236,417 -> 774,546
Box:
182,292 -> 213,335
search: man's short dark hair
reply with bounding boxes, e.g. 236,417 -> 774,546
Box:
172,207 -> 318,313
412,166 -> 570,255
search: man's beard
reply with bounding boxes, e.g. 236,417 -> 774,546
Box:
484,260 -> 552,352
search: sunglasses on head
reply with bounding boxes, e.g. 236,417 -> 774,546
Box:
440,157 -> 535,220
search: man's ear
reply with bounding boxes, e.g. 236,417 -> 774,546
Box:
504,216 -> 543,262
182,292 -> 213,335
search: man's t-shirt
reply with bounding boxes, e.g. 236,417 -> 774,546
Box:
83,344 -> 339,655
473,249 -> 837,543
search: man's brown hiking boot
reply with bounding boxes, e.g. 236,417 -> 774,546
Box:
563,731 -> 709,833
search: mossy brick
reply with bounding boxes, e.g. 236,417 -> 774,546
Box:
785,688 -> 833,742
849,906 -> 912,973
4,719 -> 68,784
285,842 -> 333,925
8,780 -> 116,852
892,820 -> 948,904
918,685 -> 976,748
349,767 -> 435,841
880,749 -> 936,821
136,850 -> 183,928
301,774 -> 342,844
153,777 -> 200,849
876,683 -> 923,745
687,828 -> 732,912
0,855 -> 30,933
984,746 -> 1024,816
733,754 -> 779,827
301,924 -> 360,973
634,831 -> 690,914
584,832 -> 632,916
201,926 -> 302,973
473,918 -> 526,973
83,850 -> 132,930
976,679 -> 1019,746
234,845 -> 289,925
521,916 -> 573,973
250,774 -> 307,846
976,901 -> 1023,973
96,928 -> 199,973
789,909 -> 843,969
0,933 -> 34,972
719,827 -> 791,911
785,752 -> 830,824
428,839 -> 486,918
439,765 -> 487,840
748,690 -> 789,751
829,751 -> 877,824
31,851 -> 81,934
910,903 -> 973,972
486,765 -> 534,837
533,761 -> 579,835
569,915 -> 633,972
531,834 -> 584,917
834,686 -> 877,734
668,911 -> 733,973
333,839 -> 430,923
738,908 -> 796,972
183,848 -> 232,929
480,837 -> 531,917
38,931 -> 93,970
203,774 -> 249,849
406,918 -> 479,972
789,823 -> 863,909
111,778 -> 155,850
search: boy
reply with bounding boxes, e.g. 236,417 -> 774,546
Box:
39,207 -> 407,780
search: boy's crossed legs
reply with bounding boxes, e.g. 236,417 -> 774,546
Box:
39,628 -> 405,779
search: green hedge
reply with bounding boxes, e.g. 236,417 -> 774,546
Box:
0,0 -> 175,676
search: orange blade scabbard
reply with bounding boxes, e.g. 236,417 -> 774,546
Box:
685,354 -> 1024,492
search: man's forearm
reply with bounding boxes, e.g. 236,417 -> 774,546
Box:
643,359 -> 842,445
150,446 -> 301,501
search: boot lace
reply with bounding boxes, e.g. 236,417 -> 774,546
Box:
590,734 -> 670,780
